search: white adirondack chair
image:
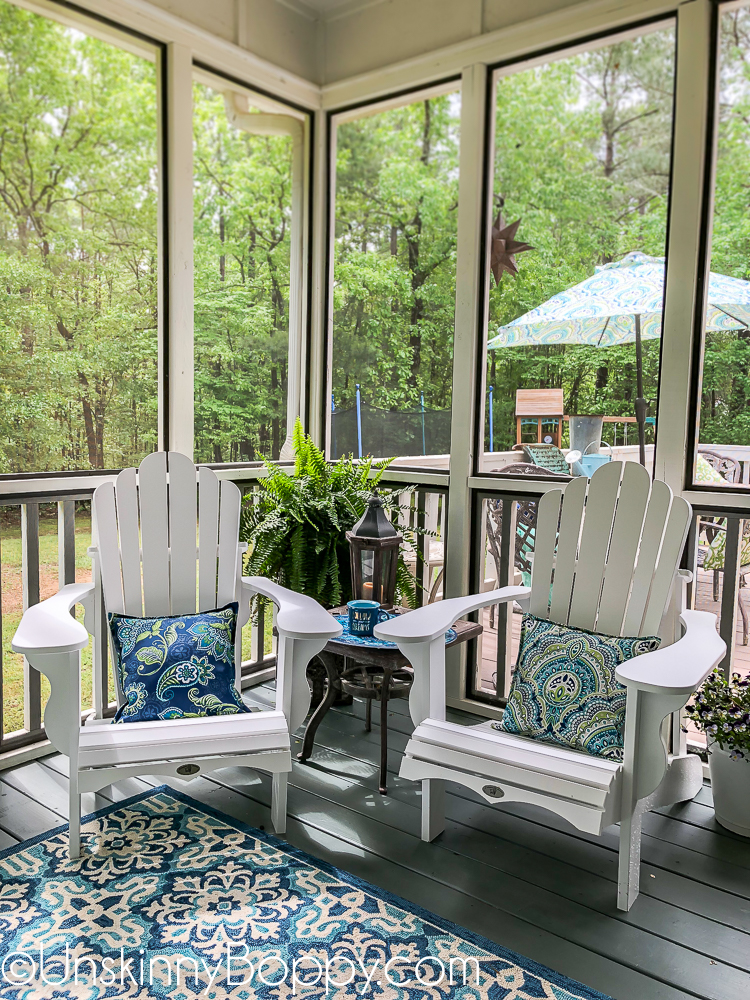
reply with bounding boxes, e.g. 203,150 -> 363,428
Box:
12,452 -> 342,858
374,462 -> 725,910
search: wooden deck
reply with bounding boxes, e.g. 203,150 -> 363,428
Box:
0,683 -> 749,999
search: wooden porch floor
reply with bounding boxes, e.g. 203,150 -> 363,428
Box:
0,684 -> 749,999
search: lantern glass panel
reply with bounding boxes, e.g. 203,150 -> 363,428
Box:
360,549 -> 375,600
382,549 -> 395,591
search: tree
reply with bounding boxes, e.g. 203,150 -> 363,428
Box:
193,83 -> 293,464
331,95 -> 460,414
0,3 -> 158,471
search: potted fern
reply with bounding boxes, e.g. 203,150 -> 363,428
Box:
685,668 -> 750,837
240,420 -> 419,609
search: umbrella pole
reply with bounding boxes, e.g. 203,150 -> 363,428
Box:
634,314 -> 647,467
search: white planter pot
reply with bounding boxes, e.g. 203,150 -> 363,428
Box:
708,742 -> 750,837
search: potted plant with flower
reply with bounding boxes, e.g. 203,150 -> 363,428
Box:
685,668 -> 750,836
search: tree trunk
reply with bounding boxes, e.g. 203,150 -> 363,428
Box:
219,213 -> 225,282
421,100 -> 432,165
79,391 -> 98,468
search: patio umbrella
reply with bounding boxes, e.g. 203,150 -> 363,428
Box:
488,251 -> 750,465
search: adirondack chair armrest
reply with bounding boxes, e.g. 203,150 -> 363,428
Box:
242,576 -> 342,731
12,583 -> 94,656
241,577 -> 343,641
615,610 -> 725,697
374,586 -> 530,644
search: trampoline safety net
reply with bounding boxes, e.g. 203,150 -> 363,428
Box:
331,402 -> 451,459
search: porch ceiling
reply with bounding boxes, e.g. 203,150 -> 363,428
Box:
143,0 -> 630,90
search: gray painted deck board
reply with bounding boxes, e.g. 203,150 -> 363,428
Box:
293,697 -> 750,902
204,765 -> 749,1000
0,689 -> 748,1000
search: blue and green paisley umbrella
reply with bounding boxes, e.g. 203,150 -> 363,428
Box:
488,251 -> 750,349
488,251 -> 750,463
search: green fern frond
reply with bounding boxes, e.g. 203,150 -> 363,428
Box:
240,424 -> 397,608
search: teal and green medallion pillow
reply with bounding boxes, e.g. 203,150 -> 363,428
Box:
109,602 -> 250,724
495,614 -> 660,761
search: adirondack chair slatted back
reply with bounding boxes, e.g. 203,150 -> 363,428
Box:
93,452 -> 243,686
529,462 -> 691,637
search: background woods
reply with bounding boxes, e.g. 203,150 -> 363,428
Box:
486,29 -> 675,451
0,6 -> 749,472
331,94 -> 460,417
0,4 -> 159,472
193,83 -> 292,465
0,7 -> 294,473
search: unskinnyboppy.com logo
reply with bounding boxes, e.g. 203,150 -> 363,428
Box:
0,943 -> 483,994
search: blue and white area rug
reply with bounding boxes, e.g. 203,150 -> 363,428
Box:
0,787 -> 611,999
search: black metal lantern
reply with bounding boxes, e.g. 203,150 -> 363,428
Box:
347,492 -> 402,609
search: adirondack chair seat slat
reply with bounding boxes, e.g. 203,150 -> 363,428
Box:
408,719 -> 621,785
78,711 -> 290,768
404,741 -> 618,809
12,452 -> 342,858
374,462 -> 726,912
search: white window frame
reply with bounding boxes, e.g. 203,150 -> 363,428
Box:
2,0 -> 746,716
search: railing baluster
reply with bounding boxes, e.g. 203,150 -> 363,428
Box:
253,600 -> 266,662
58,500 -> 76,586
494,497 -> 517,701
21,503 -> 42,732
718,515 -> 742,679
416,490 -> 426,608
241,484 -> 276,688
89,504 -> 110,719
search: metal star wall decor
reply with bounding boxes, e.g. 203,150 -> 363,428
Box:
490,212 -> 533,284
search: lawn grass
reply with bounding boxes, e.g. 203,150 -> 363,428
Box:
1,505 -> 270,737
1,505 -> 95,735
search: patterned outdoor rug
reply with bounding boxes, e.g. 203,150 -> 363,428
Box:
0,787 -> 611,999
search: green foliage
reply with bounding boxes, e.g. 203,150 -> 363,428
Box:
0,3 -> 747,473
0,2 -> 159,471
0,8 -> 295,472
193,84 -> 293,463
485,32 -> 674,450
240,420 -> 417,608
328,32 -> 679,451
685,668 -> 750,759
697,10 -> 750,448
332,96 -> 459,414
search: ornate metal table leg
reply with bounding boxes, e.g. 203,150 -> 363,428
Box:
298,653 -> 341,762
307,656 -> 327,713
379,667 -> 394,794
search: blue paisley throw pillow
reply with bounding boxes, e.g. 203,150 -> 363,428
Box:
496,614 -> 660,761
109,603 -> 249,724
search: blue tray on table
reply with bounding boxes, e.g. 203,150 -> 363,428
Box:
333,613 -> 457,650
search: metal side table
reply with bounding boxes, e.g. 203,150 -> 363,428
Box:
299,607 -> 482,793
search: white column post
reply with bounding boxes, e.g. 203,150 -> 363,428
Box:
445,63 -> 488,705
166,43 -> 195,460
654,0 -> 717,493
309,108 -> 330,451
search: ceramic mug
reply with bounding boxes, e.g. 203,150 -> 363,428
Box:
347,600 -> 390,637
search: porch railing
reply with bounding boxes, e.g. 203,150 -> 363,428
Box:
0,489 -> 276,764
471,490 -> 747,737
0,476 -> 447,765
